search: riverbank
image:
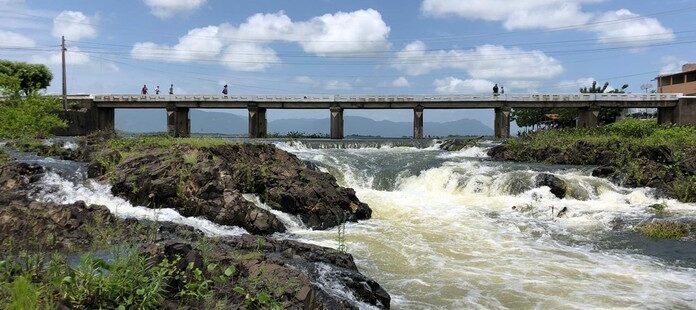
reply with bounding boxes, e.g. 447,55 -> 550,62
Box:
0,134 -> 389,309
488,119 -> 696,203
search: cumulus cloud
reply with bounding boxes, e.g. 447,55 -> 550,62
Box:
221,43 -> 280,72
421,0 -> 596,29
392,76 -> 410,87
131,9 -> 390,71
132,26 -> 223,62
590,9 -> 674,47
421,0 -> 674,48
143,0 -> 206,19
393,41 -> 563,80
52,11 -> 96,40
218,9 -> 390,55
0,30 -> 35,47
554,77 -> 595,92
434,77 -> 495,94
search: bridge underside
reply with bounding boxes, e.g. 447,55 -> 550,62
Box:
60,95 -> 696,140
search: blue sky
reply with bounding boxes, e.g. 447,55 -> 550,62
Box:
1,0 -> 695,127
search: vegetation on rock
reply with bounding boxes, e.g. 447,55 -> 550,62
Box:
489,119 -> 696,202
636,221 -> 692,240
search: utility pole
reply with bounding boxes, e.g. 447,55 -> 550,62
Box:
61,36 -> 67,110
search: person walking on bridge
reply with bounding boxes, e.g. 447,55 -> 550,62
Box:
169,84 -> 174,95
222,84 -> 228,95
141,84 -> 148,95
501,86 -> 505,94
155,85 -> 160,95
493,84 -> 499,96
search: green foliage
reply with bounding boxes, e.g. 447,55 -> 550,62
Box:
0,75 -> 66,139
0,249 -> 238,309
646,203 -> 668,214
0,60 -> 52,94
636,221 -> 690,239
673,176 -> 696,202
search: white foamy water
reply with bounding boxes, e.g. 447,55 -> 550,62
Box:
276,143 -> 696,309
31,172 -> 248,237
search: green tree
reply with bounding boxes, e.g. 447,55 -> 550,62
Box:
0,60 -> 53,95
579,82 -> 629,124
0,74 -> 66,139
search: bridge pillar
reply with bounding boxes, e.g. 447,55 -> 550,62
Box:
96,107 -> 115,132
494,107 -> 511,139
413,106 -> 424,139
248,106 -> 267,138
675,98 -> 696,125
577,108 -> 599,128
330,107 -> 344,139
657,107 -> 676,125
166,106 -> 190,138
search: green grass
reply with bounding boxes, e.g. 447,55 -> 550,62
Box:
105,135 -> 236,151
517,119 -> 696,149
636,221 -> 691,239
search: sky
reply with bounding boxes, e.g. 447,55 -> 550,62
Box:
1,0 -> 695,127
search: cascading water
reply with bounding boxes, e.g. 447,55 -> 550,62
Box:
275,141 -> 696,309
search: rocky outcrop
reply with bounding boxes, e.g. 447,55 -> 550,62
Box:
438,137 -> 483,151
0,162 -> 44,204
488,141 -> 695,202
109,143 -> 371,232
535,173 -> 567,199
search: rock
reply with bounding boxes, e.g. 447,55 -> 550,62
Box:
0,162 -> 44,205
108,143 -> 372,232
638,145 -> 673,164
556,206 -> 568,218
535,173 -> 567,199
439,137 -> 483,151
591,166 -> 616,178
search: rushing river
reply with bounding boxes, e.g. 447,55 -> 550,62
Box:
10,139 -> 696,309
273,140 -> 696,309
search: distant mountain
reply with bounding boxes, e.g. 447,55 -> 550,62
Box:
115,109 -> 492,137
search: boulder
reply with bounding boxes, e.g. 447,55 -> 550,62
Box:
535,173 -> 567,199
0,162 -> 44,205
591,166 -> 616,178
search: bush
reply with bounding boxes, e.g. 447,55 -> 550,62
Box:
0,75 -> 66,139
636,221 -> 690,239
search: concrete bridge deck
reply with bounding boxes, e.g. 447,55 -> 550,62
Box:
61,93 -> 696,139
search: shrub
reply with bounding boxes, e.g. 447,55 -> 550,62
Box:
636,221 -> 690,239
0,75 -> 66,139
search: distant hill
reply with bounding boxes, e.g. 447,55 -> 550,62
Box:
115,109 -> 492,137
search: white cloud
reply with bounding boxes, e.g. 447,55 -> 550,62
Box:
421,0 -> 596,29
0,30 -> 35,47
52,11 -> 96,40
294,76 -> 315,84
143,0 -> 206,19
325,80 -> 352,90
590,9 -> 674,47
434,77 -> 495,94
554,77 -> 595,92
392,76 -> 410,87
218,9 -> 390,55
132,9 -> 390,71
30,47 -> 90,65
658,56 -> 688,75
132,26 -> 223,62
221,43 -> 280,72
393,41 -> 563,80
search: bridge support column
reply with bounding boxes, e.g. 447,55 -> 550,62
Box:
494,107 -> 511,139
413,106 -> 424,139
657,107 -> 676,125
248,106 -> 267,138
167,106 -> 190,138
674,98 -> 696,125
330,107 -> 344,140
96,107 -> 114,132
577,108 -> 599,128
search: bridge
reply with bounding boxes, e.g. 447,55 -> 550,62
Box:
61,93 -> 696,139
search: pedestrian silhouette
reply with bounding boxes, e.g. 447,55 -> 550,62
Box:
141,85 -> 148,95
222,85 -> 228,95
155,86 -> 160,95
493,84 -> 499,95
501,86 -> 505,94
169,84 -> 174,95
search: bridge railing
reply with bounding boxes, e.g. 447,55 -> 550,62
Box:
89,93 -> 684,103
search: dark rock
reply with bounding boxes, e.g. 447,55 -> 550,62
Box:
592,166 -> 616,178
108,144 -> 371,232
638,145 -> 673,164
556,206 -> 568,218
0,162 -> 44,205
439,137 -> 483,151
535,173 -> 567,199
